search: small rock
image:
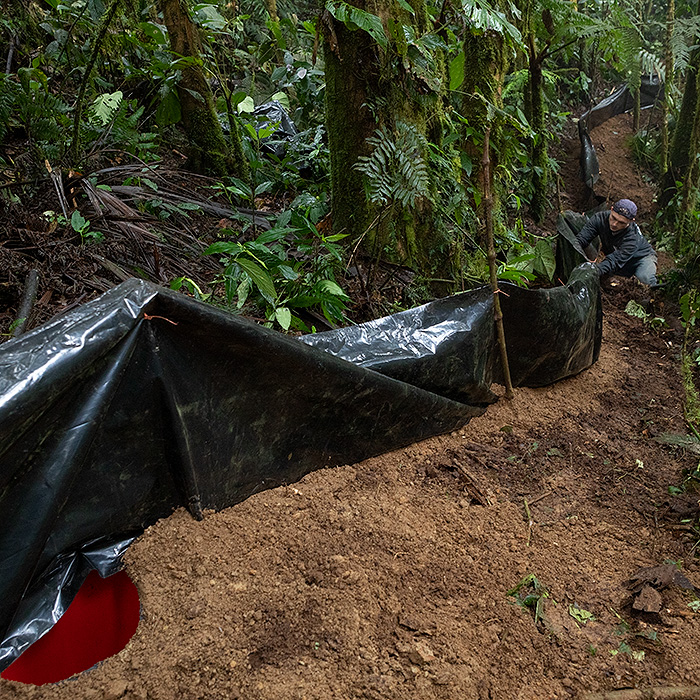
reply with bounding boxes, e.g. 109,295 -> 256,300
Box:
407,641 -> 435,665
103,680 -> 129,700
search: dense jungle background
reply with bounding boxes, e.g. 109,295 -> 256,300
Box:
3,0 -> 700,697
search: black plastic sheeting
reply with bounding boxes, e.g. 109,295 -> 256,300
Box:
579,76 -> 662,188
252,100 -> 298,158
0,258 -> 599,670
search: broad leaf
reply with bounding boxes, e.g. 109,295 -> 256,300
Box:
237,257 -> 277,303
533,239 -> 556,280
275,306 -> 292,330
325,0 -> 388,49
449,50 -> 465,91
205,241 -> 245,255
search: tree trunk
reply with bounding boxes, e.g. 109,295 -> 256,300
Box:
660,0 -> 675,175
323,0 -> 448,280
660,42 -> 700,212
528,47 -> 548,222
159,0 -> 247,177
679,62 -> 700,249
460,20 -> 508,230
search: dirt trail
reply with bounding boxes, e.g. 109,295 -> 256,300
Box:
2,114 -> 700,700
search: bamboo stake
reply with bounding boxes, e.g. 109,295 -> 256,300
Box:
482,127 -> 514,400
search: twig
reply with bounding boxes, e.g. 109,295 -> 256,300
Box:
582,686 -> 700,700
143,314 -> 178,325
524,497 -> 534,546
12,269 -> 40,337
45,160 -> 70,218
5,34 -> 15,73
528,490 -> 552,506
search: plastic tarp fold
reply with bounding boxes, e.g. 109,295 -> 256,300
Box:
0,265 -> 599,670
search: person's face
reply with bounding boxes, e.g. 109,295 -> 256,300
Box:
609,208 -> 632,232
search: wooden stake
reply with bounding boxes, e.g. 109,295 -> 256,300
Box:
482,128 -> 514,400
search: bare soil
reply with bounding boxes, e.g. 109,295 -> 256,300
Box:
3,112 -> 700,700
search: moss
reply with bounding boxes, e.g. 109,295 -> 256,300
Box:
324,0 -> 452,279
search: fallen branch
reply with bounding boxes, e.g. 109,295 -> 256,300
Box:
582,687 -> 700,700
12,269 -> 40,337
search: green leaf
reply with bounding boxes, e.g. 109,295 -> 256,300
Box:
91,90 -> 123,126
236,278 -> 250,308
533,239 -> 556,280
255,181 -> 274,196
395,0 -> 416,14
237,257 -> 277,303
316,279 -> 350,299
205,242 -> 244,256
325,0 -> 388,49
155,88 -> 181,127
625,300 -> 648,320
271,91 -> 290,111
569,604 -> 595,624
193,3 -> 227,30
70,210 -> 88,233
237,96 -> 255,114
275,306 -> 292,330
278,264 -> 299,281
449,50 -> 465,91
140,21 -> 168,45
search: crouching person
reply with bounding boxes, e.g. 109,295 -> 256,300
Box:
576,198 -> 658,286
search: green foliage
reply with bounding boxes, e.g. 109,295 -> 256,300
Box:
84,93 -> 158,161
70,210 -> 104,243
205,206 -> 350,330
670,14 -> 700,74
354,122 -> 430,208
624,300 -> 667,329
0,74 -> 21,143
459,0 -> 522,42
324,1 -> 388,49
495,222 -> 556,286
507,574 -> 550,628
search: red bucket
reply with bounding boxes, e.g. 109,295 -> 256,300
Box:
1,570 -> 140,685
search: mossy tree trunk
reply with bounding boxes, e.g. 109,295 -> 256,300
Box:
660,0 -> 675,175
526,39 -> 548,223
519,0 -> 551,223
323,0 -> 449,280
679,62 -> 700,249
460,21 -> 509,235
160,0 -> 247,177
660,36 -> 700,214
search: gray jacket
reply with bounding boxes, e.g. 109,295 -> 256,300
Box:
576,211 -> 655,276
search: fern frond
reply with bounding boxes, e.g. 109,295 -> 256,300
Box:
355,121 -> 430,209
671,16 -> 700,74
